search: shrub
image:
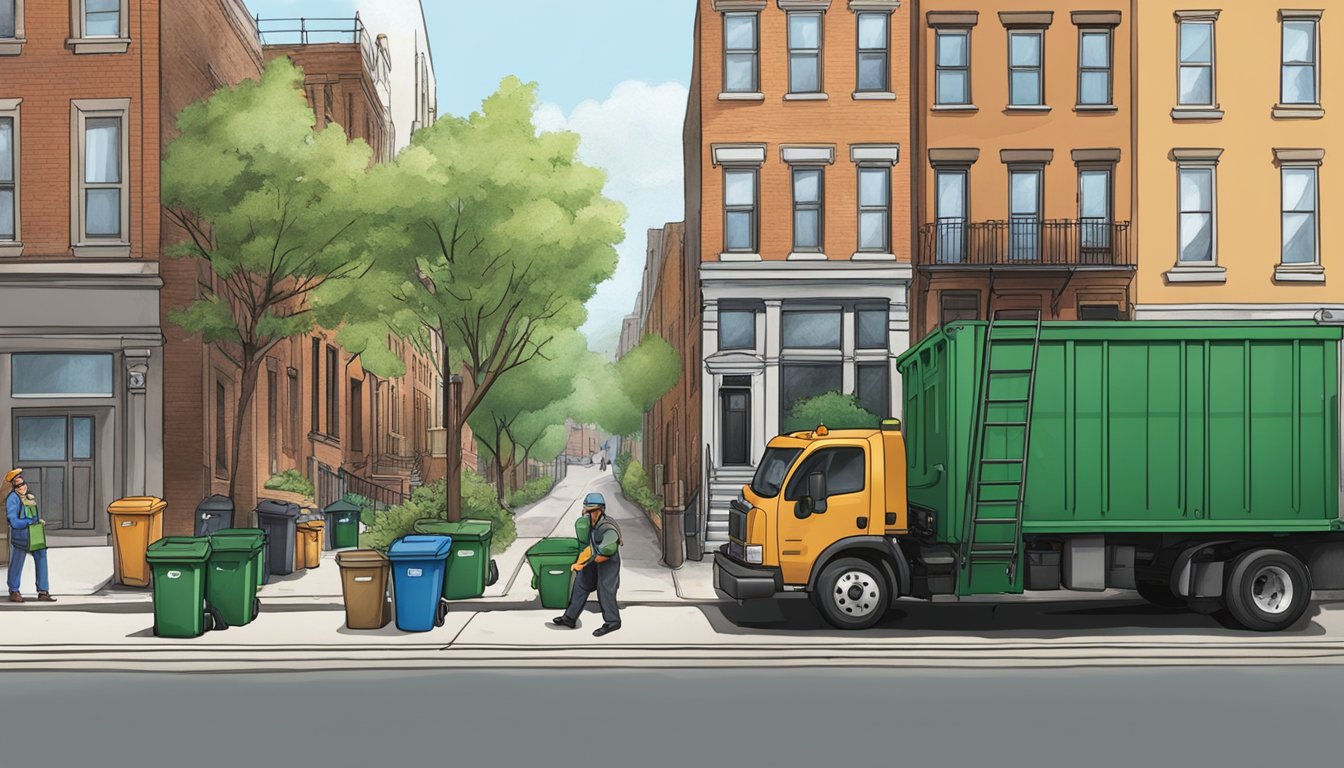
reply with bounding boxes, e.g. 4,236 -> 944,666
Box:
618,459 -> 662,515
507,476 -> 554,509
359,471 -> 517,555
263,469 -> 314,497
783,391 -> 879,434
614,450 -> 632,485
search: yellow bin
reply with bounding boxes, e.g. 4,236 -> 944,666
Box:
296,519 -> 325,570
108,497 -> 167,587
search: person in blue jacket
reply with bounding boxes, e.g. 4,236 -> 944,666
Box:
5,469 -> 55,603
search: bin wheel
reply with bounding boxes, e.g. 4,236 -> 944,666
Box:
152,624 -> 160,637
435,598 -> 449,628
208,605 -> 228,632
254,597 -> 262,616
487,559 -> 500,587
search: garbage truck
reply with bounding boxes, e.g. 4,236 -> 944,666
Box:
713,319 -> 1344,631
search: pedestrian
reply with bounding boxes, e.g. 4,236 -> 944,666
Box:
4,469 -> 54,603
552,492 -> 621,636
599,455 -> 608,472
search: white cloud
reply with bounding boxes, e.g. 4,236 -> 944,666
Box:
534,81 -> 688,355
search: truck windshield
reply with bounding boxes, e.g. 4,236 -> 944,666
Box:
750,448 -> 802,498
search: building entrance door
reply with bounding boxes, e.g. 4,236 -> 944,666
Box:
12,412 -> 98,531
720,387 -> 751,466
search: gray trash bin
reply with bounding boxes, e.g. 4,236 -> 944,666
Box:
255,499 -> 301,576
194,495 -> 235,538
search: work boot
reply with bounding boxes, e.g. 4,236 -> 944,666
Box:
8,592 -> 23,603
551,616 -> 577,629
593,622 -> 621,637
37,592 -> 56,602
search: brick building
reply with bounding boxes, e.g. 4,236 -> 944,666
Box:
685,0 -> 911,552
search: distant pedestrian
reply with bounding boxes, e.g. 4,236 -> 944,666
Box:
5,469 -> 54,603
599,455 -> 608,472
552,492 -> 621,636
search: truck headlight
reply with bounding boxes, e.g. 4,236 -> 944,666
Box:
745,545 -> 763,565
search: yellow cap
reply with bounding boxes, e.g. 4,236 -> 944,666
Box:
3,468 -> 22,486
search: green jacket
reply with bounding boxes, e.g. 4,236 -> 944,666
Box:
575,513 -> 621,557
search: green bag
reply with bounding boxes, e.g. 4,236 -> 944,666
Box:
26,521 -> 46,552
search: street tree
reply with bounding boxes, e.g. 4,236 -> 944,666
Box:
161,58 -> 387,504
570,335 -> 682,437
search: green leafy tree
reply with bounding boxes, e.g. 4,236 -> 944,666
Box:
570,335 -> 681,437
784,392 -> 879,434
162,59 -> 387,504
328,77 -> 625,519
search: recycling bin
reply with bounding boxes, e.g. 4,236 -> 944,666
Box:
387,535 -> 453,632
146,537 -> 218,638
193,495 -> 235,538
413,519 -> 494,600
322,500 -> 362,550
526,537 -> 581,610
336,549 -> 392,629
212,528 -> 269,589
109,496 -> 167,587
206,529 -> 264,627
295,515 -> 325,569
256,499 -> 301,576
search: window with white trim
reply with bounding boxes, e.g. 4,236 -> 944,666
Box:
788,12 -> 823,94
724,13 -> 760,93
792,167 -> 823,252
1,1 -> 18,40
1281,17 -> 1319,106
1178,165 -> 1215,264
69,0 -> 128,52
724,168 -> 758,253
72,100 -> 130,253
1281,165 -> 1318,265
1177,19 -> 1215,107
856,13 -> 889,92
858,166 -> 891,252
0,105 -> 15,245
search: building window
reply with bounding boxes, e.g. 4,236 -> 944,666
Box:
856,13 -> 889,92
856,305 -> 888,350
1282,166 -> 1318,265
858,166 -> 891,252
72,100 -> 129,255
719,308 -> 756,350
1178,20 -> 1215,107
781,364 -> 843,430
788,12 -> 823,94
325,346 -> 339,438
793,167 -> 823,252
11,353 -> 113,398
350,379 -> 364,453
934,169 -> 969,263
1079,167 -> 1112,250
724,168 -> 758,253
935,30 -> 971,106
1008,31 -> 1043,107
310,339 -> 320,433
215,381 -> 228,477
390,383 -> 400,434
287,368 -> 299,456
1178,166 -> 1215,264
723,12 -> 759,93
0,2 -> 16,40
1009,168 -> 1043,261
856,363 -> 890,419
83,0 -> 119,36
940,292 -> 980,324
70,0 -> 128,52
1281,17 -> 1319,106
1078,29 -> 1112,106
1079,305 -> 1121,320
0,110 -> 15,246
782,307 -> 842,349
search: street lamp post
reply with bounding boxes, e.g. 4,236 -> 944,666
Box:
445,370 -> 462,522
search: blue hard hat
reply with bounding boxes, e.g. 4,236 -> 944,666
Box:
583,493 -> 606,508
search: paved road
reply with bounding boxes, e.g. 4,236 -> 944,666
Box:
7,668 -> 1341,767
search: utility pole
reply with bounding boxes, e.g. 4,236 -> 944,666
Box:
444,365 -> 462,521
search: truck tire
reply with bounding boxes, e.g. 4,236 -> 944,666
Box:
1223,549 -> 1311,632
814,557 -> 890,630
1136,580 -> 1184,608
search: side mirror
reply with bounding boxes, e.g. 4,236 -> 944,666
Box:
808,472 -> 829,514
795,496 -> 813,519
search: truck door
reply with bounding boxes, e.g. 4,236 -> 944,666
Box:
776,443 -> 871,585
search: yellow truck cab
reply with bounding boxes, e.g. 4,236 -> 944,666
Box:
713,420 -> 914,629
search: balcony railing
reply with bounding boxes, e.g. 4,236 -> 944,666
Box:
255,15 -> 390,91
919,218 -> 1132,267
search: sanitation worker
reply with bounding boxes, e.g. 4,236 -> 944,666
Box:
552,492 -> 622,636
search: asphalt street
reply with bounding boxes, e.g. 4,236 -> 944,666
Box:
8,667 -> 1341,768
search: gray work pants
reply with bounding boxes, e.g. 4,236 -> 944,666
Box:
562,554 -> 620,625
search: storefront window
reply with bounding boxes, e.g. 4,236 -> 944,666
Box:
11,353 -> 113,397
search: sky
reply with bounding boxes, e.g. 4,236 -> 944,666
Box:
245,0 -> 696,354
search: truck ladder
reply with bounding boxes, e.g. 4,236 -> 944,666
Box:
960,313 -> 1042,588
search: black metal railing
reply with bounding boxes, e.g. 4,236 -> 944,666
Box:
340,469 -> 406,510
255,16 -> 388,86
314,461 -> 343,509
919,218 -> 1132,267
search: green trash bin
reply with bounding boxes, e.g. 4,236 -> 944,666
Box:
322,500 -> 363,550
525,537 -> 581,610
212,528 -> 268,590
207,529 -> 264,627
146,537 -> 218,638
413,519 -> 494,600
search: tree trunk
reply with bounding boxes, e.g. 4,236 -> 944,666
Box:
228,349 -> 262,526
492,432 -> 507,505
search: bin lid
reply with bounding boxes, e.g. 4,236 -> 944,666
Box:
336,549 -> 387,567
108,496 -> 167,516
296,519 -> 326,531
413,519 -> 493,542
208,529 -> 265,551
195,494 -> 234,513
526,537 -> 581,557
146,536 -> 211,562
323,499 -> 362,514
387,535 -> 453,560
256,499 -> 301,517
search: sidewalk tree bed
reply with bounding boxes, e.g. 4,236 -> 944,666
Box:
360,472 -> 516,555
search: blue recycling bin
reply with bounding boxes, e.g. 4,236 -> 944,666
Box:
387,535 -> 453,632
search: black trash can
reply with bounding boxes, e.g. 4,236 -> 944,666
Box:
255,499 -> 301,576
194,495 -> 235,538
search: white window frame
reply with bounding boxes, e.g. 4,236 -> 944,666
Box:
713,143 -> 767,260
1177,164 -> 1216,266
1274,149 -> 1326,282
71,98 -> 130,257
68,0 -> 130,54
0,97 -> 20,257
1279,13 -> 1320,108
1,0 -> 25,55
1172,12 -> 1221,120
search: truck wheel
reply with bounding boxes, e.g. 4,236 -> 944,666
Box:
1223,549 -> 1311,632
1136,580 -> 1185,608
814,558 -> 890,630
